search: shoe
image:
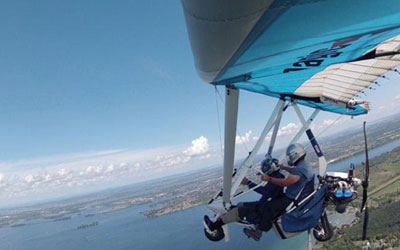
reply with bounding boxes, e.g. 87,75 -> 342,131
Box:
243,228 -> 262,241
204,215 -> 215,231
204,215 -> 225,231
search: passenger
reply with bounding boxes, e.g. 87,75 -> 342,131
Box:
205,143 -> 313,241
204,156 -> 284,241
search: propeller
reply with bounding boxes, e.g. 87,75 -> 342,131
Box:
361,121 -> 370,241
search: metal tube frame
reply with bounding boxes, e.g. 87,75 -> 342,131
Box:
209,96 -> 325,247
228,99 -> 285,202
222,86 -> 239,206
213,101 -> 323,204
289,109 -> 320,146
211,98 -> 326,207
292,102 -> 328,177
278,108 -> 320,163
267,103 -> 285,156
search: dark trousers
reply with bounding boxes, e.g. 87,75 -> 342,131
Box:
238,202 -> 261,225
220,202 -> 260,225
258,196 -> 292,232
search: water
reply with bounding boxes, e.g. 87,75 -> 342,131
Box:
1,139 -> 399,250
0,203 -> 307,250
327,138 -> 400,172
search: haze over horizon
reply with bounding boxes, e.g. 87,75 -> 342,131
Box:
1,1 -> 400,207
1,110 -> 400,208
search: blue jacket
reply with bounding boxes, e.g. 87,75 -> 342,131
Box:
247,171 -> 285,206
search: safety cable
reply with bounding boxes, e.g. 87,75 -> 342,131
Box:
315,114 -> 344,139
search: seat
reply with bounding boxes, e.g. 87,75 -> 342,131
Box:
281,184 -> 328,233
297,174 -> 316,201
284,174 -> 316,213
271,174 -> 316,223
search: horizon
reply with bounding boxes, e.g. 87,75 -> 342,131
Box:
2,111 -> 400,209
1,1 -> 400,207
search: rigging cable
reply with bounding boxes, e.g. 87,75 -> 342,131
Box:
303,113 -> 344,152
315,114 -> 344,139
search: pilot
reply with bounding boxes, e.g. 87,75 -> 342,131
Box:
204,156 -> 285,240
205,143 -> 314,241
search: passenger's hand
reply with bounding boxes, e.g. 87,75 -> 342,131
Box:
261,174 -> 270,182
241,177 -> 249,185
279,164 -> 291,172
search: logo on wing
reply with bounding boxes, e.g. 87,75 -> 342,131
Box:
283,36 -> 361,73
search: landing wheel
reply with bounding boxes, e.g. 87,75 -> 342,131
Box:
204,226 -> 225,242
313,212 -> 333,242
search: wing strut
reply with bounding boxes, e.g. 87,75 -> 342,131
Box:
222,86 -> 239,207
229,99 -> 285,202
308,229 -> 313,250
288,109 -> 320,146
278,109 -> 320,163
216,98 -> 322,207
208,99 -> 285,206
292,102 -> 328,177
267,102 -> 285,156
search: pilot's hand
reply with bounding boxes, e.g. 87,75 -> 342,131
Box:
261,174 -> 271,182
241,177 -> 249,185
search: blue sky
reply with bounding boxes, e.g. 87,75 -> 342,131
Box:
0,0 -> 214,159
0,1 -> 400,207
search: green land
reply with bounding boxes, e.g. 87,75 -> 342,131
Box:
319,146 -> 400,250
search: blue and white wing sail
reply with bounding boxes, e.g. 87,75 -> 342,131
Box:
181,0 -> 400,115
294,35 -> 400,111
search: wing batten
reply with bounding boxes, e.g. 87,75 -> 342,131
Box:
304,34 -> 400,112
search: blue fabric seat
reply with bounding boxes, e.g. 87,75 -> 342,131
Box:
281,184 -> 327,233
271,175 -> 316,222
297,174 -> 315,201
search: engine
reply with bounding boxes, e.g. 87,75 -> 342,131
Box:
322,164 -> 362,213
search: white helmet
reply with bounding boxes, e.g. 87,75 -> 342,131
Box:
261,157 -> 280,175
286,143 -> 306,166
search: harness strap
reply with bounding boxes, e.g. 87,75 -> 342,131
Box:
285,185 -> 306,212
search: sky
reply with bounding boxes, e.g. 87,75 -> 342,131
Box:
0,0 -> 400,207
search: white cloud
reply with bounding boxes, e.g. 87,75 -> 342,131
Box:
105,165 -> 114,172
0,135 -> 220,206
85,166 -> 95,174
95,166 -> 103,173
183,136 -> 209,156
395,94 -> 400,103
58,168 -> 70,176
24,174 -> 35,183
313,119 -> 335,130
199,153 -> 211,160
156,154 -> 191,168
236,130 -> 252,145
277,123 -> 301,137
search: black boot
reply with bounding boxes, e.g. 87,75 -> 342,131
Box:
204,216 -> 224,231
243,227 -> 262,241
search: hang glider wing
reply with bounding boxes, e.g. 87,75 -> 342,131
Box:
181,0 -> 400,115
